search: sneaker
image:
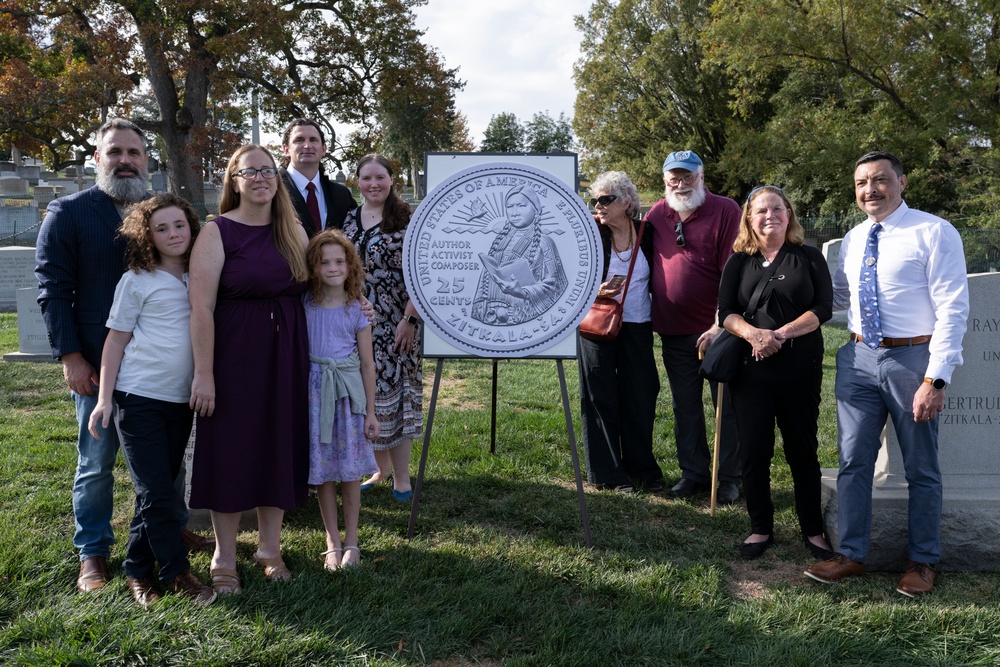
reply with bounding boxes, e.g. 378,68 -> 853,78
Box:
169,570 -> 217,605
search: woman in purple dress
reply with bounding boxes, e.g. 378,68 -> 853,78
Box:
188,144 -> 310,594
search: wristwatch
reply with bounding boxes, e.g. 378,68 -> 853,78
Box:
924,377 -> 947,390
403,314 -> 420,326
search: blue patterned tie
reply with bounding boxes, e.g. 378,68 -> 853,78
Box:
859,222 -> 883,350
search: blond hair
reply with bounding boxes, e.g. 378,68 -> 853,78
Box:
220,144 -> 307,282
733,186 -> 804,254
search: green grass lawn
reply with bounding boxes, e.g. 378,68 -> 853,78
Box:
1,312 -> 998,666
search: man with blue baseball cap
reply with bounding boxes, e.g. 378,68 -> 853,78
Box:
645,150 -> 742,503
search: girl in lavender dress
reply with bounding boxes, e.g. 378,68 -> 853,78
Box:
304,230 -> 380,570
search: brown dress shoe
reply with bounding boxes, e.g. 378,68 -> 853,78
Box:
126,577 -> 163,607
897,561 -> 937,597
181,529 -> 216,553
803,553 -> 865,584
77,556 -> 110,592
168,570 -> 217,606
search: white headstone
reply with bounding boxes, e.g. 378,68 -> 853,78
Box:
0,174 -> 29,195
822,272 -> 1000,571
0,246 -> 36,312
822,238 -> 842,277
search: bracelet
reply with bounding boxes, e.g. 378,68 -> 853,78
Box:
403,314 -> 419,326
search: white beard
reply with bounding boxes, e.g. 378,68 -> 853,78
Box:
96,164 -> 149,203
666,183 -> 706,214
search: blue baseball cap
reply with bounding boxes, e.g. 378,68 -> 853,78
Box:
662,150 -> 703,172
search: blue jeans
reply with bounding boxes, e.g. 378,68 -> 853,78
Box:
72,392 -> 191,561
73,392 -> 119,559
835,341 -> 941,564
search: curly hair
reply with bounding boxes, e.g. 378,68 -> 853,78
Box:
120,193 -> 201,273
305,229 -> 366,303
589,171 -> 642,219
219,144 -> 308,282
733,185 -> 804,254
355,154 -> 412,234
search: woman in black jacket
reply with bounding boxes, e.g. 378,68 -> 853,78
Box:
718,185 -> 834,559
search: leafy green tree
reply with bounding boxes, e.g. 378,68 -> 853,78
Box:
706,0 -> 1000,216
0,0 -> 459,206
480,112 -> 525,152
572,0 -> 736,191
524,111 -> 573,153
378,46 -> 462,198
449,112 -> 476,152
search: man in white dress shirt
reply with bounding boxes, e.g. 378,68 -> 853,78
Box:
804,151 -> 969,597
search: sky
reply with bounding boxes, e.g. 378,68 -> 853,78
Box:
412,0 -> 595,145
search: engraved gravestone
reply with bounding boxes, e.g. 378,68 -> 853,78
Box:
403,162 -> 601,357
0,247 -> 37,312
821,272 -> 1000,570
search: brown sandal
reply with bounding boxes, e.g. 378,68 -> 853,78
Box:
210,567 -> 242,595
254,554 -> 292,581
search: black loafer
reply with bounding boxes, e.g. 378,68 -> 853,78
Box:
739,535 -> 774,560
716,482 -> 741,505
803,536 -> 836,560
668,478 -> 710,498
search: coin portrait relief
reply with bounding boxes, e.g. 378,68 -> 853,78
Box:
404,163 -> 601,357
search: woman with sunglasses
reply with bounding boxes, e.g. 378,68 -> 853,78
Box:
188,144 -> 311,593
717,185 -> 833,559
578,171 -> 664,493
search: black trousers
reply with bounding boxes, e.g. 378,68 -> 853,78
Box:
659,333 -> 741,484
578,322 -> 663,488
114,390 -> 194,584
728,335 -> 824,536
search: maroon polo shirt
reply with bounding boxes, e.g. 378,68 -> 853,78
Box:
645,189 -> 741,335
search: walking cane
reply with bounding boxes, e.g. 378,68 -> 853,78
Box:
709,383 -> 724,517
699,346 -> 724,517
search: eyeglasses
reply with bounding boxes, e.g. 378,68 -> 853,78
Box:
665,173 -> 698,188
590,194 -> 618,207
235,167 -> 278,180
674,220 -> 685,247
746,185 -> 785,202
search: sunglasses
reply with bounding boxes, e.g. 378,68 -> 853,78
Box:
675,220 -> 685,247
590,194 -> 618,207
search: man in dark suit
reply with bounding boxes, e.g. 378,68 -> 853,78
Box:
278,118 -> 356,236
35,118 -> 212,594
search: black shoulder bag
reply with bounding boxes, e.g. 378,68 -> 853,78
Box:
699,248 -> 786,383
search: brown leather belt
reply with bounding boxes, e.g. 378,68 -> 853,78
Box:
849,332 -> 932,347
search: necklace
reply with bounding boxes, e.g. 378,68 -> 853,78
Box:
761,247 -> 780,267
612,222 -> 634,259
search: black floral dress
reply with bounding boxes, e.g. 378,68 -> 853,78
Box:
344,207 -> 422,449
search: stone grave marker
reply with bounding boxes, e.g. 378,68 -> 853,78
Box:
2,287 -> 52,362
0,174 -> 29,195
820,271 -> 1000,571
822,238 -> 842,277
0,204 -> 40,246
0,246 -> 36,312
16,165 -> 40,185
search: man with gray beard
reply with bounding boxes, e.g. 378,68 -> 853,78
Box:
36,118 -> 212,593
645,150 -> 742,503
